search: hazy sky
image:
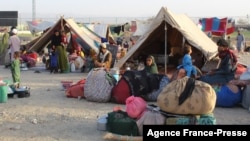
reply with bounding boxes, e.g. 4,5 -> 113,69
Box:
1,0 -> 250,19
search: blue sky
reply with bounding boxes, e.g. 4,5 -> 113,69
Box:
1,0 -> 250,19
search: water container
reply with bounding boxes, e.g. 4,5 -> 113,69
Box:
110,67 -> 120,82
113,74 -> 119,82
0,85 -> 8,103
70,62 -> 76,72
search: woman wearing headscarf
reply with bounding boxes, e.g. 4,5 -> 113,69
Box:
143,55 -> 158,74
51,30 -> 69,73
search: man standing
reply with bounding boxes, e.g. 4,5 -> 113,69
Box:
236,30 -> 245,53
8,28 -> 21,61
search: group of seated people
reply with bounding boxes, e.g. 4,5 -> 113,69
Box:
168,38 -> 247,108
119,38 -> 248,108
85,38 -> 250,109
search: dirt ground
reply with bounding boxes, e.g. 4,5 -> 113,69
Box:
0,62 -> 250,141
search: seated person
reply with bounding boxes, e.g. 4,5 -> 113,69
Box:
75,46 -> 84,59
68,49 -> 78,62
94,43 -> 112,70
177,45 -> 197,78
120,48 -> 126,59
143,55 -> 158,74
199,38 -> 237,85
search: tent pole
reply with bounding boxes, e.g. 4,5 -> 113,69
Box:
61,16 -> 64,31
224,17 -> 228,40
164,16 -> 167,75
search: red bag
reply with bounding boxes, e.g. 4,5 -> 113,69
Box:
236,64 -> 247,75
65,79 -> 86,98
111,78 -> 131,104
27,52 -> 38,60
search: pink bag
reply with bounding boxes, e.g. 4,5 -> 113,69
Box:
125,96 -> 147,119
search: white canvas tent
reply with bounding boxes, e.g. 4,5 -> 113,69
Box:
114,7 -> 218,69
28,17 -> 101,54
132,20 -> 152,36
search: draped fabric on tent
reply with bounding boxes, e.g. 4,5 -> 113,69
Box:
66,19 -> 101,53
26,20 -> 55,34
132,21 -> 152,36
28,17 -> 101,54
84,23 -> 116,44
199,17 -> 235,36
130,21 -> 137,32
114,7 -> 218,69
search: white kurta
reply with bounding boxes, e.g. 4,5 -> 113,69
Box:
8,34 -> 21,61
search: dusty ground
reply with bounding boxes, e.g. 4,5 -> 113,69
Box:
0,62 -> 250,141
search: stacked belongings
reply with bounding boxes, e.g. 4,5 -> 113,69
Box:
229,67 -> 250,110
157,76 -> 217,125
111,70 -> 169,104
102,96 -> 168,140
102,96 -> 147,141
2,79 -> 30,99
103,76 -> 217,140
8,84 -> 30,98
